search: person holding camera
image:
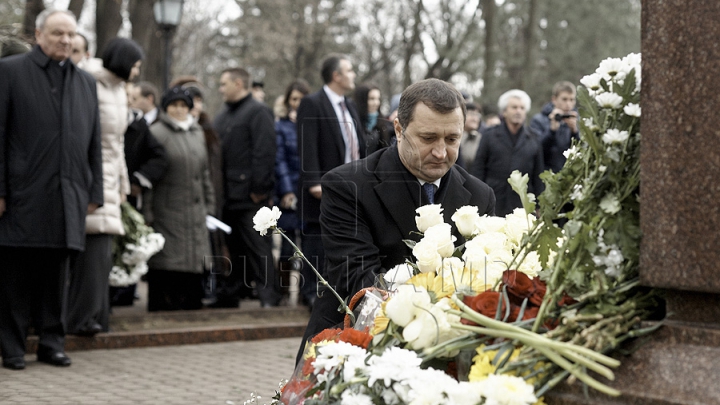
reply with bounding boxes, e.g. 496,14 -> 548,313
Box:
530,81 -> 579,173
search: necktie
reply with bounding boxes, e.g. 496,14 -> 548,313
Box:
339,101 -> 359,161
423,182 -> 436,205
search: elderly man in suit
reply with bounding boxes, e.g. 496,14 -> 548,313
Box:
296,78 -> 495,362
0,9 -> 103,370
471,89 -> 545,217
296,54 -> 371,308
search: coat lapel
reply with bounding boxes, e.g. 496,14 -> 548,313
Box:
319,90 -> 346,161
373,147 -> 423,242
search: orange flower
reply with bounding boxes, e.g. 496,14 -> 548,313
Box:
338,328 -> 373,349
310,328 -> 342,344
280,378 -> 314,403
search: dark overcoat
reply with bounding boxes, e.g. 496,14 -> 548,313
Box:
0,46 -> 103,251
470,121 -> 545,217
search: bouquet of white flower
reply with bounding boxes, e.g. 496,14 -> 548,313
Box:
109,202 -> 165,287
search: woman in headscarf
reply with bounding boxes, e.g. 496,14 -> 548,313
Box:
67,38 -> 144,335
146,87 -> 215,311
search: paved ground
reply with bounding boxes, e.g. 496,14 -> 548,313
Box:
0,337 -> 302,405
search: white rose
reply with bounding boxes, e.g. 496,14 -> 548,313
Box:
451,205 -> 481,238
384,263 -> 415,289
465,232 -> 509,255
415,204 -> 444,233
385,284 -> 430,327
504,208 -> 534,246
623,103 -> 641,117
252,206 -> 281,236
413,239 -> 443,273
422,223 -> 457,258
595,92 -> 624,109
475,215 -> 507,234
599,193 -> 621,214
602,129 -> 630,144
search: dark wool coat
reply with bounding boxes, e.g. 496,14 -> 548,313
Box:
213,94 -> 276,211
147,114 -> 215,273
0,46 -> 103,251
530,102 -> 580,173
470,120 -> 545,217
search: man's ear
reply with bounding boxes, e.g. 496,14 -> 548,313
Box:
393,118 -> 403,142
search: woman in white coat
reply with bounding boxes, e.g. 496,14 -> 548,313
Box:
67,38 -> 143,335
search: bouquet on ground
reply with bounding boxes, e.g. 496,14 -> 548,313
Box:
109,202 -> 165,287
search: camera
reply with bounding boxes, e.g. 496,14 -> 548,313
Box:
553,113 -> 574,121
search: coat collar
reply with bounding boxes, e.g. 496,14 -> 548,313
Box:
497,120 -> 530,151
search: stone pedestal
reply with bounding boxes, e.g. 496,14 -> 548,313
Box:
546,1 -> 720,404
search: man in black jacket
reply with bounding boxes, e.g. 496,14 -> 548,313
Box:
0,9 -> 103,370
213,67 -> 281,308
530,81 -> 579,173
297,79 -> 495,362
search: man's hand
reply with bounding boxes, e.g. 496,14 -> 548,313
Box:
250,192 -> 267,204
280,192 -> 297,209
87,203 -> 99,214
549,108 -> 578,133
309,185 -> 322,199
0,198 -> 5,217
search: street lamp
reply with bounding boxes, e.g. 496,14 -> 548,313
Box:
153,0 -> 185,91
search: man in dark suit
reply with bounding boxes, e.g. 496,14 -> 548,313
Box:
296,54 -> 369,307
0,9 -> 103,370
296,78 -> 495,362
470,89 -> 545,217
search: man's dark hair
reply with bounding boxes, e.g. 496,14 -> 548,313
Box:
397,79 -> 466,128
466,102 -> 479,112
136,81 -> 159,106
222,67 -> 251,90
321,54 -> 348,85
76,32 -> 88,53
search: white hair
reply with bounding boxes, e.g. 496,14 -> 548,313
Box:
36,9 -> 77,31
498,89 -> 531,113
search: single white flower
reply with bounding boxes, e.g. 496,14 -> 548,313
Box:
599,194 -> 621,214
253,206 -> 281,236
415,204 -> 444,233
623,103 -> 641,117
384,263 -> 415,289
385,284 -> 431,327
582,117 -> 599,132
622,52 -> 642,70
464,232 -> 509,256
412,239 -> 443,273
563,145 -> 579,160
595,92 -> 624,109
451,205 -> 481,238
517,251 -> 542,278
602,128 -> 630,144
475,215 -> 507,234
570,184 -> 584,201
596,57 -> 629,81
599,165 -> 607,172
504,208 -> 535,246
421,223 -> 457,258
580,73 -> 603,91
480,374 -> 537,405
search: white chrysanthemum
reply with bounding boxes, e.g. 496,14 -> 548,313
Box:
253,206 -> 281,236
313,341 -> 367,376
596,57 -> 629,81
622,52 -> 642,70
563,145 -> 579,160
384,263 -> 414,290
402,367 -> 458,405
447,381 -> 486,405
580,73 -> 603,91
422,223 -> 457,258
599,194 -> 621,214
480,374 -> 537,405
367,347 -> 422,387
451,205 -> 481,238
595,92 -> 624,109
582,117 -> 600,132
570,184 -> 584,201
415,204 -> 444,233
623,103 -> 641,117
341,391 -> 373,405
385,284 -> 431,327
602,129 -> 630,144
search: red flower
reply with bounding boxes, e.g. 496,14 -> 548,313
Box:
338,328 -> 373,349
502,270 -> 534,305
557,293 -> 577,307
310,328 -> 342,344
301,357 -> 316,376
464,291 -> 507,320
280,378 -> 314,403
521,306 -> 539,321
528,278 -> 547,307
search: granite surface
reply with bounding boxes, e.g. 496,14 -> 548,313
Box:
639,0 -> 720,292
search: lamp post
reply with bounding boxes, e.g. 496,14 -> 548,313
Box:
153,0 -> 185,91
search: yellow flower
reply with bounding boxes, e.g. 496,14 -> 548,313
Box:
371,302 -> 389,335
468,345 -> 524,382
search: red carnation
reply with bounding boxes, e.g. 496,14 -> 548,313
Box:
338,328 -> 373,349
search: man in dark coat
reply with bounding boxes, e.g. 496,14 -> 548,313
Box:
296,54 -> 369,307
471,89 -> 545,217
212,67 -> 281,308
0,9 -> 103,370
297,79 -> 495,362
530,81 -> 579,173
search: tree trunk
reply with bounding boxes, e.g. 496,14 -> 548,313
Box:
520,0 -> 538,91
129,0 -> 165,91
95,0 -> 123,56
23,0 -> 45,40
481,0 -> 497,103
68,0 -> 85,20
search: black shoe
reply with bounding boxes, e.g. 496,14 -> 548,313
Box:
2,357 -> 25,370
37,351 -> 72,367
74,322 -> 103,337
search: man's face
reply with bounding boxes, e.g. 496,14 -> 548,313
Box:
128,86 -> 154,113
219,72 -> 245,103
503,97 -> 527,127
552,91 -> 576,112
334,59 -> 356,92
464,110 -> 481,132
70,35 -> 87,65
252,86 -> 265,103
36,12 -> 77,61
395,103 -> 463,182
